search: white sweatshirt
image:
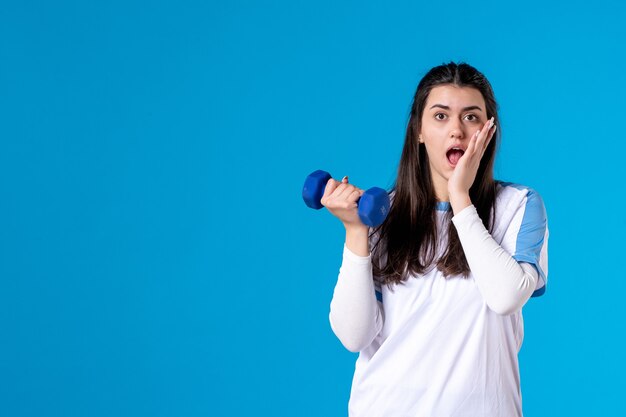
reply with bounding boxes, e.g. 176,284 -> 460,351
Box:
328,182 -> 549,417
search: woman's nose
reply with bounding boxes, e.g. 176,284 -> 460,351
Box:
450,130 -> 463,139
449,120 -> 466,139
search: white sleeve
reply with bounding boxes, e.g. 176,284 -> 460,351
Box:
328,244 -> 384,352
452,204 -> 539,315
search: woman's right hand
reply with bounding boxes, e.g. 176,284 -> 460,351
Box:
320,176 -> 367,230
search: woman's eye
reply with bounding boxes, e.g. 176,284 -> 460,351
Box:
435,113 -> 446,120
465,114 -> 479,122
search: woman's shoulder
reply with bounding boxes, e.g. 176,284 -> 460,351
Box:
494,180 -> 547,222
495,180 -> 545,204
495,179 -> 541,193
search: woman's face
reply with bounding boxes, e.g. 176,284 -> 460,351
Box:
419,84 -> 488,199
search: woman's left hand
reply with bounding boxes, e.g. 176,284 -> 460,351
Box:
448,116 -> 497,199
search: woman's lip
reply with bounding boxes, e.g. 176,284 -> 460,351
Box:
447,144 -> 467,153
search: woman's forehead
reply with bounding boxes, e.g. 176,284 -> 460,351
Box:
426,85 -> 485,112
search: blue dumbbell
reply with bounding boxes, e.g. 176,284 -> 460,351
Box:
302,169 -> 390,227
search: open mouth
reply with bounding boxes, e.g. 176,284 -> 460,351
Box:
446,148 -> 465,166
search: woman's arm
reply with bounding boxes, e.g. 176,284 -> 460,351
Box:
329,227 -> 384,352
452,204 -> 538,315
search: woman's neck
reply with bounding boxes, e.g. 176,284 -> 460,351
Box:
431,175 -> 450,202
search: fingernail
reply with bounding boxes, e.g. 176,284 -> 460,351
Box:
342,176 -> 348,181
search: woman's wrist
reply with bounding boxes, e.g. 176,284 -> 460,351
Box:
449,192 -> 472,215
344,225 -> 369,257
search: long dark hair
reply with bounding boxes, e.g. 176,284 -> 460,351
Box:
372,61 -> 500,286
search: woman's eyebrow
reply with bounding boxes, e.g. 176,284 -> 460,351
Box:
429,104 -> 483,112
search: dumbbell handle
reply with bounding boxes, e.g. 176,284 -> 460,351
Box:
302,169 -> 390,227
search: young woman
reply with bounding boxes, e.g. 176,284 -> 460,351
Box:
322,62 -> 548,416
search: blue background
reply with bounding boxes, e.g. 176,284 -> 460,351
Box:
1,0 -> 625,415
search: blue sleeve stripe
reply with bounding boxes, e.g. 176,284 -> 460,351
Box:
513,189 -> 548,296
531,286 -> 546,297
